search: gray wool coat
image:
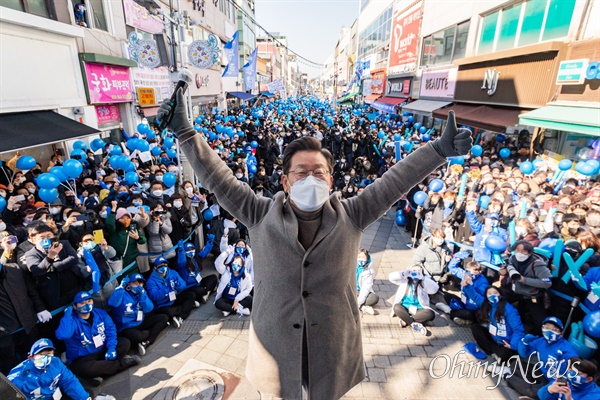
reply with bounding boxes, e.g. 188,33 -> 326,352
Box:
178,129 -> 445,399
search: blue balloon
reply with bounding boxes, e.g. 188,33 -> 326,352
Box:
63,159 -> 83,179
578,163 -> 595,176
16,156 -> 37,170
123,162 -> 136,173
407,116 -> 414,123
203,208 -> 214,221
413,123 -> 421,130
195,116 -> 203,125
70,149 -> 86,159
419,126 -> 427,134
422,134 -> 431,143
38,188 -> 58,203
403,142 -> 412,151
138,140 -> 150,152
499,148 -> 511,159
471,145 -> 483,157
164,137 -> 175,148
167,149 -> 177,159
378,131 -> 385,139
137,123 -> 150,135
146,130 -> 157,140
0,196 -> 5,213
586,159 -> 600,175
496,134 -> 506,143
90,138 -> 106,152
125,171 -> 139,185
73,141 -> 87,150
370,124 -> 377,130
532,158 -> 544,169
251,141 -> 259,149
208,132 -> 217,141
393,134 -> 402,141
520,161 -> 534,175
110,146 -> 122,156
485,235 -> 507,253
558,159 -> 573,171
413,191 -> 427,206
37,173 -> 60,189
249,164 -> 257,174
126,139 -> 138,151
538,238 -> 558,253
151,146 -> 162,156
428,179 -> 444,193
478,195 -> 492,210
50,167 -> 68,182
162,172 -> 177,188
395,214 -> 406,226
396,209 -> 404,217
583,311 -> 600,338
449,156 -> 465,165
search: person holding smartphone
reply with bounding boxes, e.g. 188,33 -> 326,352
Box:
105,207 -> 146,274
538,357 -> 600,399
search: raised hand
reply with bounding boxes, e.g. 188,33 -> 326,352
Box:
432,111 -> 473,158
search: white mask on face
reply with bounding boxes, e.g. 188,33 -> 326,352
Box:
289,176 -> 330,212
515,253 -> 529,262
185,187 -> 194,195
0,222 -> 6,232
152,190 -> 163,197
235,173 -> 243,179
49,207 -> 61,215
433,237 -> 444,246
173,200 -> 183,209
155,176 -> 163,182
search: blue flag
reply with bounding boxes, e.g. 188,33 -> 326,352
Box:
243,48 -> 258,92
222,31 -> 239,78
83,249 -> 101,294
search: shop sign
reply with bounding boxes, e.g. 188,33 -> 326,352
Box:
123,0 -> 163,34
84,62 -> 133,104
420,68 -> 457,99
556,59 -> 589,85
385,78 -> 412,97
95,105 -> 120,125
387,1 -> 422,75
586,61 -> 600,80
131,67 -> 170,103
371,69 -> 386,95
137,88 -> 156,105
195,74 -> 210,88
481,69 -> 500,96
362,79 -> 373,96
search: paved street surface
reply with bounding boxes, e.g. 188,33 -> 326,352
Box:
98,211 -> 518,399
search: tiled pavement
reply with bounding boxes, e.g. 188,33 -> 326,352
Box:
97,211 -> 518,399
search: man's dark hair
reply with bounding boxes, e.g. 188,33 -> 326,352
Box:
569,356 -> 597,377
512,239 -> 534,254
282,137 -> 334,174
563,213 -> 580,224
28,222 -> 53,236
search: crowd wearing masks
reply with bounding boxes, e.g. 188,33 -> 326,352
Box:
1,95 -> 600,399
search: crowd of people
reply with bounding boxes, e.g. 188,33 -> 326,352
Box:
0,96 -> 599,399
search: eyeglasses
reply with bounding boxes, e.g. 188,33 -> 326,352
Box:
287,168 -> 330,180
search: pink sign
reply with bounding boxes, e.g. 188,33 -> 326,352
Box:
123,0 -> 163,34
84,62 -> 133,104
95,105 -> 121,125
419,68 -> 458,99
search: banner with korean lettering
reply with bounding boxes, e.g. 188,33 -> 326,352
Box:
95,105 -> 120,125
84,63 -> 133,104
222,31 -> 239,78
388,1 -> 422,75
243,48 -> 258,91
267,78 -> 285,93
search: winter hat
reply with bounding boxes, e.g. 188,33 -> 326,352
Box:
115,208 -> 131,220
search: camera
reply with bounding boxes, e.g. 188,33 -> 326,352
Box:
506,265 -> 522,281
151,210 -> 167,217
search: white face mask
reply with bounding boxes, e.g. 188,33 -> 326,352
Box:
155,176 -> 163,182
27,188 -> 36,194
515,227 -> 527,237
185,187 -> 194,195
433,237 -> 444,246
49,207 -> 61,215
152,190 -> 163,197
515,253 -> 529,262
289,175 -> 330,212
0,222 -> 6,232
235,173 -> 243,179
173,200 -> 183,209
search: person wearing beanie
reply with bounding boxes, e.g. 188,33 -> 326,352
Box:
104,201 -> 146,274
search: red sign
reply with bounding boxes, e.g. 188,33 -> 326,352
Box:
371,68 -> 387,95
388,2 -> 422,75
84,62 -> 133,104
95,105 -> 120,125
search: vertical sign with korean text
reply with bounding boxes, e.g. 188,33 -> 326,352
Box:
388,1 -> 422,76
95,105 -> 120,125
84,63 -> 133,104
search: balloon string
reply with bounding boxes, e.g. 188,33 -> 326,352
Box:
60,183 -> 72,192
2,167 -> 11,184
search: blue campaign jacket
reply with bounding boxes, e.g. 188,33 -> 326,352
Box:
177,243 -> 212,289
448,257 -> 488,310
8,357 -> 89,400
518,336 -> 579,379
146,268 -> 187,308
108,286 -> 154,331
575,266 -> 600,312
538,379 -> 600,400
465,285 -> 525,350
55,307 -> 118,364
466,211 -> 508,263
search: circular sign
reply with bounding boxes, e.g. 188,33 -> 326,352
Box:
188,34 -> 220,69
137,39 -> 160,68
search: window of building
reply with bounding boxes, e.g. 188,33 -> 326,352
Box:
477,0 -> 576,55
420,20 -> 470,67
357,6 -> 393,60
3,0 -> 54,18
71,0 -> 109,31
89,0 -> 108,31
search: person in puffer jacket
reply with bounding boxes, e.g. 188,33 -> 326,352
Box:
177,240 -> 219,305
214,255 -> 253,317
146,257 -> 195,328
467,285 -> 525,363
356,249 -> 379,315
573,265 -> 600,313
216,236 -> 254,284
506,316 -> 578,399
8,338 -> 93,400
445,252 -> 489,326
538,357 -> 600,400
108,273 -> 169,356
55,291 -> 140,379
465,208 -> 508,264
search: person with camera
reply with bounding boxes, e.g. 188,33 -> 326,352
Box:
24,224 -> 88,311
389,265 -> 439,336
146,202 -> 176,268
7,338 -> 116,400
445,254 -> 489,326
146,257 -> 195,328
108,273 -> 169,356
169,193 -> 193,244
55,291 -> 140,380
506,316 -> 579,398
500,240 -> 552,335
538,357 -> 600,400
105,206 -> 147,274
466,204 -> 508,264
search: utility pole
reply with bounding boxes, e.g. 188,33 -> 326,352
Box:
332,61 -> 338,107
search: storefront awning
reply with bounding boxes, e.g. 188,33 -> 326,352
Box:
337,91 -> 359,104
519,105 -> 600,136
372,97 -> 406,114
226,92 -> 257,101
259,91 -> 276,98
364,94 -> 381,104
433,103 -> 526,133
402,99 -> 453,115
0,110 -> 101,153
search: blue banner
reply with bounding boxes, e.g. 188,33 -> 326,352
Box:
372,101 -> 396,114
243,48 -> 258,91
222,31 -> 239,78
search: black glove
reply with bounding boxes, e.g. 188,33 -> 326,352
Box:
156,89 -> 193,137
431,111 -> 473,158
